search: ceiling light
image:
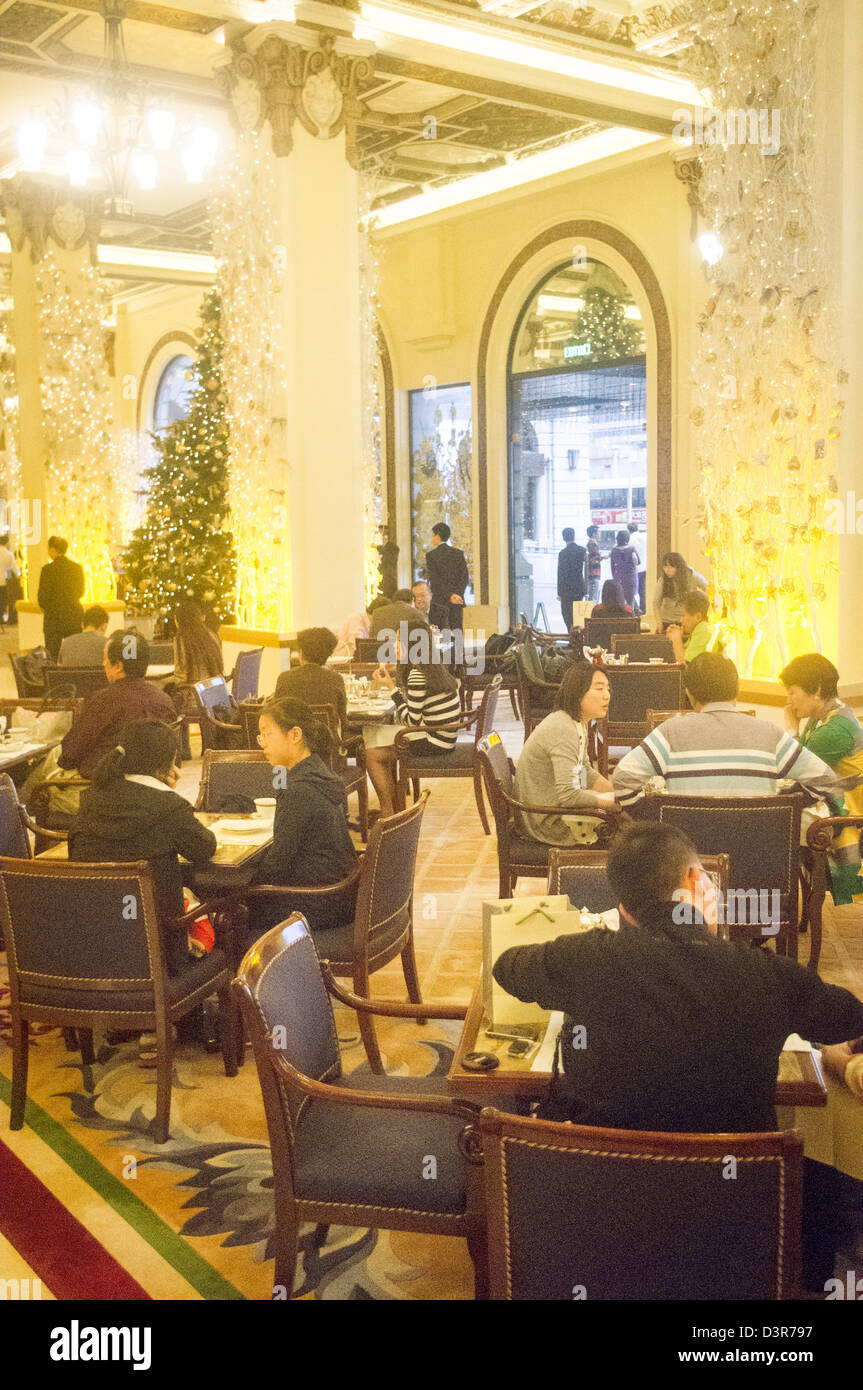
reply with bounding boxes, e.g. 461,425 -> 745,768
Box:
72,101 -> 102,147
191,126 -> 219,167
147,108 -> 176,151
358,3 -> 704,106
66,148 -> 90,187
132,149 -> 157,190
538,293 -> 585,314
18,118 -> 48,171
698,232 -> 723,266
624,304 -> 643,320
373,129 -> 662,230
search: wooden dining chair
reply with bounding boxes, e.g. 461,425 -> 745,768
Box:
603,664 -> 686,755
193,677 -> 244,752
801,813 -> 863,972
583,615 -> 640,648
243,794 -> 430,1072
644,707 -> 755,733
196,749 -> 280,811
43,665 -> 109,699
230,647 -> 264,703
635,792 -> 804,957
477,734 -> 620,898
233,915 -> 487,1300
394,675 -> 502,834
611,634 -> 674,662
547,847 -> 730,920
513,641 -> 560,738
479,1108 -> 803,1300
0,857 -> 239,1143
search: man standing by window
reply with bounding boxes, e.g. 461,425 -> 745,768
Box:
38,535 -> 85,661
586,525 -> 602,605
425,522 -> 469,631
556,528 -> 586,632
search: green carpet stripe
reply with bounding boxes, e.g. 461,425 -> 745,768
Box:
0,1071 -> 246,1301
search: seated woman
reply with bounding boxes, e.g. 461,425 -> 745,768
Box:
68,720 -> 217,975
780,652 -> 863,905
173,600 -> 224,686
247,698 -> 358,936
364,617 -> 461,817
590,579 -> 632,616
514,662 -> 615,846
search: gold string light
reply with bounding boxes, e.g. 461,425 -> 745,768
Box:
689,0 -> 841,677
36,250 -> 117,602
211,131 -> 292,631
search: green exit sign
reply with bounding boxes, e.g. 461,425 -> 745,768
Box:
564,342 -> 592,359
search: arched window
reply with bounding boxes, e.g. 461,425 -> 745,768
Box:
152,354 -> 196,434
508,258 -> 647,625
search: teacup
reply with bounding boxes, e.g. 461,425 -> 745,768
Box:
254,797 -> 277,819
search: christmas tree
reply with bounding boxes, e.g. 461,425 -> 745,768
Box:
125,289 -> 236,627
570,286 -> 644,361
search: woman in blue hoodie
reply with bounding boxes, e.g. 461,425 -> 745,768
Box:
246,698 -> 359,937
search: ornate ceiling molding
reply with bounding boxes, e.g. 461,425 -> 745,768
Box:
218,34 -> 374,164
0,174 -> 101,261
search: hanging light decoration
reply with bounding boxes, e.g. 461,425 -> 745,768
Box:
15,0 -> 220,215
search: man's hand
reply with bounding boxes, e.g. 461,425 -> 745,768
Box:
449,594 -> 464,605
820,1041 -> 854,1080
164,762 -> 181,790
783,704 -> 799,734
373,663 -> 395,690
666,624 -> 685,662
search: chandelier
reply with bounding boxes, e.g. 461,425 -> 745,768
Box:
16,0 -> 219,215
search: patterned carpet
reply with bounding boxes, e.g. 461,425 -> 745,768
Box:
1,699 -> 862,1300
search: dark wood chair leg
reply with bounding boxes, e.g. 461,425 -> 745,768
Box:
356,777 -> 369,844
472,765 -> 490,835
152,1016 -> 173,1144
467,1228 -> 490,1301
353,965 -> 384,1073
508,685 -> 520,721
217,986 -> 239,1078
62,1028 -> 78,1052
806,854 -> 826,973
272,1207 -> 299,1300
79,1028 -> 96,1094
400,933 -> 426,1026
10,1014 -> 29,1130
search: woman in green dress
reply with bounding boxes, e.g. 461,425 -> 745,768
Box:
781,653 -> 863,905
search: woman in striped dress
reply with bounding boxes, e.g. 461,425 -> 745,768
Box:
364,617 -> 461,817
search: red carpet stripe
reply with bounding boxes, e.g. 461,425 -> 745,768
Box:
0,1138 -> 151,1301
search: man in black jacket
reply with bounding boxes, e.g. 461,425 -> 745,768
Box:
494,823 -> 863,1289
556,527 -> 587,632
425,522 -> 469,631
38,535 -> 86,661
494,823 -> 863,1136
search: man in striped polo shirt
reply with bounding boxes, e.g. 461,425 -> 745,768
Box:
612,652 -> 837,807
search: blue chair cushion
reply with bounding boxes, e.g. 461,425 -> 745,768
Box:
292,1072 -> 469,1216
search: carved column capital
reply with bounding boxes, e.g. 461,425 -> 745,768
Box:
674,154 -> 704,240
0,176 -> 101,263
219,35 -> 373,158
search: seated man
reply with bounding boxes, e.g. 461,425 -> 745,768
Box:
666,590 -> 722,663
58,604 -> 109,666
369,588 -> 429,641
411,579 -> 432,618
59,629 -> 176,780
493,824 -> 863,1288
612,651 -> 837,807
274,627 -> 347,740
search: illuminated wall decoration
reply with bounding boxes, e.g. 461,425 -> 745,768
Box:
689,0 -> 842,677
212,131 -> 292,630
36,250 -> 117,602
409,382 -> 473,587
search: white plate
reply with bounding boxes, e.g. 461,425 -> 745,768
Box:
219,818 -> 264,834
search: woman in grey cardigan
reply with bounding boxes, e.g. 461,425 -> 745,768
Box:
514,662 -> 616,846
